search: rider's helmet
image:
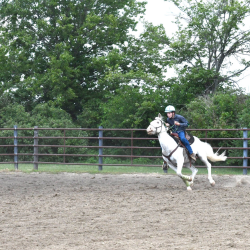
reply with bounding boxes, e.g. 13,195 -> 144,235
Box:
165,105 -> 175,113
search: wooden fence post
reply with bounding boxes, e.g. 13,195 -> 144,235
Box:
34,126 -> 38,170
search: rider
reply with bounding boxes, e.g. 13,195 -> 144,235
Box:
165,105 -> 196,161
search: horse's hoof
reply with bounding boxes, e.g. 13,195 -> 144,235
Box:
187,186 -> 192,191
210,181 -> 215,186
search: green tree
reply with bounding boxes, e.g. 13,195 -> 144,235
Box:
0,0 -> 146,119
93,85 -> 165,164
183,90 -> 249,166
164,0 -> 250,103
76,22 -> 169,128
184,90 -> 247,129
101,85 -> 165,129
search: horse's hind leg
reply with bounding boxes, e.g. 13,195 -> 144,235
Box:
207,161 -> 215,186
198,155 -> 215,186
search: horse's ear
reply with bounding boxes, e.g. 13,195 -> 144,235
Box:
158,113 -> 162,119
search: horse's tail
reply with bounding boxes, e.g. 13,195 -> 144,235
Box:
204,143 -> 227,162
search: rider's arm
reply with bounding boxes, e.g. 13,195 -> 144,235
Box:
176,115 -> 189,128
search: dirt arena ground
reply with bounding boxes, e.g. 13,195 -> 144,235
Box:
0,172 -> 250,250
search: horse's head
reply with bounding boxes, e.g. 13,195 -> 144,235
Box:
146,113 -> 166,135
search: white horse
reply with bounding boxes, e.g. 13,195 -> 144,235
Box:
146,113 -> 227,190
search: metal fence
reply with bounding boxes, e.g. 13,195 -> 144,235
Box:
0,126 -> 249,174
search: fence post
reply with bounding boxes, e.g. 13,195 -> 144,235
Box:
14,125 -> 18,170
243,128 -> 248,175
98,126 -> 103,171
131,131 -> 133,165
63,129 -> 66,163
34,126 -> 39,170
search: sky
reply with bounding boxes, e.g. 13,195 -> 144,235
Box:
135,0 -> 250,93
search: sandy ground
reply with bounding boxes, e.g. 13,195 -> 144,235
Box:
0,172 -> 250,250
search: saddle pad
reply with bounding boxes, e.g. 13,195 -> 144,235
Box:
170,132 -> 195,146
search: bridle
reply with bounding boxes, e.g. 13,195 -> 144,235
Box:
150,119 -> 164,135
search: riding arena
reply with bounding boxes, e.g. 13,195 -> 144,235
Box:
0,172 -> 250,249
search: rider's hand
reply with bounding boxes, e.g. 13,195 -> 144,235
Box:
165,123 -> 170,127
174,121 -> 180,126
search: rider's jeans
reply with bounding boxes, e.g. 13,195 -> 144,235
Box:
177,131 -> 193,155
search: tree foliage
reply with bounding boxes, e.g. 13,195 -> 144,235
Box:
0,0 -> 147,118
0,100 -> 88,162
75,22 -> 169,128
0,0 -> 250,137
164,0 -> 250,102
101,85 -> 165,128
182,90 -> 249,166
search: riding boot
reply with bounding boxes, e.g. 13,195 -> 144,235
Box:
190,153 -> 196,161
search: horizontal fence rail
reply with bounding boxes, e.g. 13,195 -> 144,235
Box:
0,126 -> 249,174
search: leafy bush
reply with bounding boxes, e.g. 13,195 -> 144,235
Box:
183,90 -> 249,166
0,103 -> 88,163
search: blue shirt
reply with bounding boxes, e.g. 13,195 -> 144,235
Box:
167,114 -> 189,133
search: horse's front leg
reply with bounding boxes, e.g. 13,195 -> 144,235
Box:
164,160 -> 192,190
176,159 -> 192,182
164,160 -> 177,173
182,178 -> 192,191
162,160 -> 168,171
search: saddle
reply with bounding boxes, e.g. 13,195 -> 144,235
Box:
170,132 -> 194,146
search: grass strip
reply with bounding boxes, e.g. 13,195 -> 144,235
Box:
0,164 -> 246,175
